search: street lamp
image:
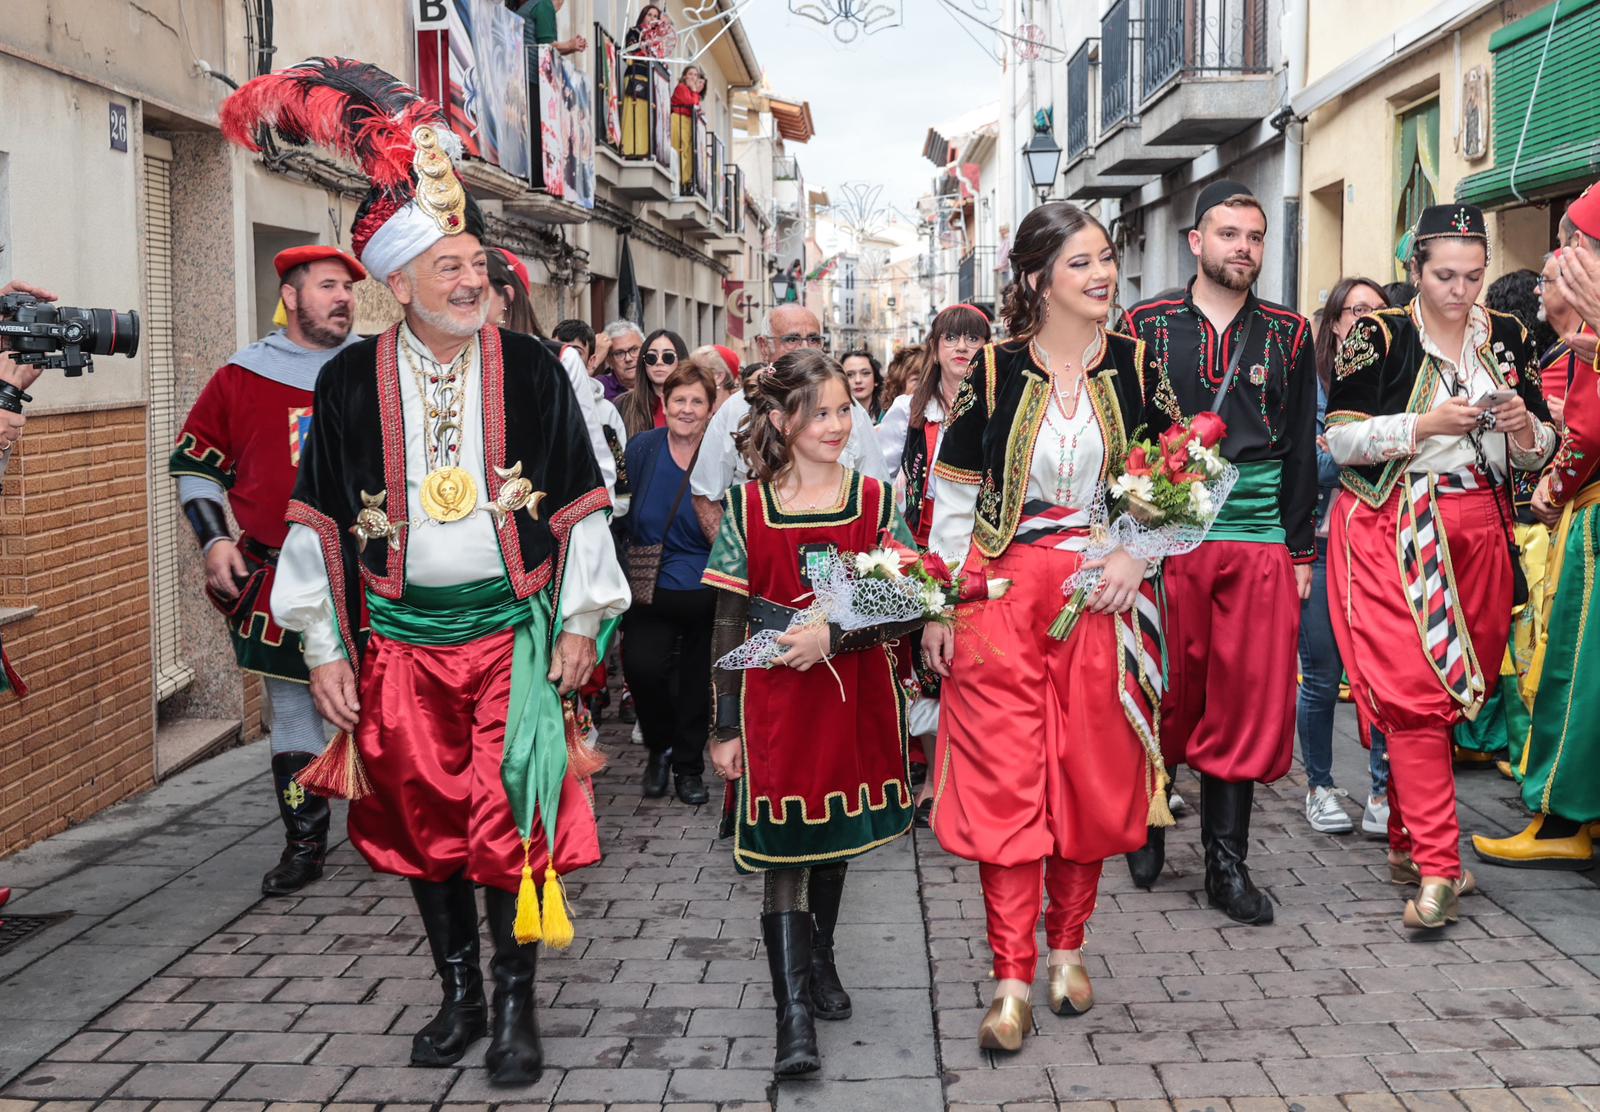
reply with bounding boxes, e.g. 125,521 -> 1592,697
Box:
1022,126 -> 1063,207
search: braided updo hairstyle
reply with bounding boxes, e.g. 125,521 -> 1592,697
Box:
735,349 -> 850,483
1000,201 -> 1117,340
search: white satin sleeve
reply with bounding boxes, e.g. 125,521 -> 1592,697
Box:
558,511 -> 631,640
847,404 -> 890,482
270,522 -> 346,669
691,395 -> 745,500
876,395 -> 912,480
562,347 -> 617,499
927,480 -> 978,576
1324,413 -> 1418,467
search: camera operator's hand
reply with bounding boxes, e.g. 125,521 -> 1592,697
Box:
0,350 -> 44,394
203,538 -> 250,601
0,353 -> 36,452
0,406 -> 21,454
0,280 -> 58,314
309,660 -> 361,733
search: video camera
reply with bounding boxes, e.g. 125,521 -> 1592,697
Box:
0,293 -> 140,413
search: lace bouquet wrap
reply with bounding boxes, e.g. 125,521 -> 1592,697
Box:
1048,413 -> 1238,641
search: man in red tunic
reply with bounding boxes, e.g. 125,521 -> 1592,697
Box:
169,245 -> 363,896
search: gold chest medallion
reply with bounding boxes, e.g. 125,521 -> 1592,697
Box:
419,465 -> 479,523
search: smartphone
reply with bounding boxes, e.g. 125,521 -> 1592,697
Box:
1472,389 -> 1515,409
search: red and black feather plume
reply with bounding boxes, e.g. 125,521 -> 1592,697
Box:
220,57 -> 448,198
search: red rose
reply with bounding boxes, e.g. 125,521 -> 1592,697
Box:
1159,425 -> 1193,460
920,551 -> 953,586
1189,411 -> 1227,448
1125,445 -> 1153,476
1160,450 -> 1190,480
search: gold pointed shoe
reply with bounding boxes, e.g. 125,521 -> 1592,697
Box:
1403,880 -> 1460,930
1388,856 -> 1421,886
1471,815 -> 1595,871
1047,962 -> 1094,1017
977,996 -> 1032,1053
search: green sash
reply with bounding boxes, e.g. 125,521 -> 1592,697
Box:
1207,460 -> 1286,545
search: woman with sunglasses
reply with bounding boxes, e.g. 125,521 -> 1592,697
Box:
622,329 -> 690,438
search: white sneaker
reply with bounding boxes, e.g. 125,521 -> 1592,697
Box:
1306,786 -> 1353,833
1167,790 -> 1187,816
1361,794 -> 1389,835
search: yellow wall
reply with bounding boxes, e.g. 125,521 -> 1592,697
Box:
1299,5 -> 1553,317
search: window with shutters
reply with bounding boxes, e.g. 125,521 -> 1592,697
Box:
1394,99 -> 1440,280
143,137 -> 194,701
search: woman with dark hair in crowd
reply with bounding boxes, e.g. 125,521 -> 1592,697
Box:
1299,278 -> 1392,837
621,328 -> 690,438
703,350 -> 918,1076
1327,204 -> 1557,930
841,349 -> 885,422
1487,268 -> 1558,355
921,203 -> 1167,1051
486,248 -> 543,336
622,360 -> 717,805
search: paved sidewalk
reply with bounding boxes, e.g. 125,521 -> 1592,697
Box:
0,703 -> 1597,1111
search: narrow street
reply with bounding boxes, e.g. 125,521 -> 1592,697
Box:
2,704 -> 1599,1111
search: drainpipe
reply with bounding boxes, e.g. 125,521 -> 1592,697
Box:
999,0 -> 1017,232
1281,0 -> 1309,310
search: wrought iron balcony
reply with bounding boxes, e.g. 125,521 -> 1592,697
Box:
1100,0 -> 1135,133
1141,0 -> 1270,103
958,246 -> 997,310
774,154 -> 800,181
1067,43 -> 1092,160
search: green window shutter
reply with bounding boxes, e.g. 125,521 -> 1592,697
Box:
1456,0 -> 1600,208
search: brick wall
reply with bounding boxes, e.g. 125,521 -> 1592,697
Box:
0,406 -> 156,855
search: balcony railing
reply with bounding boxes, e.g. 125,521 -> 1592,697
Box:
723,165 -> 746,233
1141,0 -> 1270,102
1067,42 -> 1092,159
617,56 -> 671,168
594,23 -> 624,154
1100,0 -> 1135,132
958,246 -> 997,308
774,154 -> 800,181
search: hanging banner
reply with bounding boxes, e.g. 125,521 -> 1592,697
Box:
535,47 -> 596,208
416,0 -> 532,182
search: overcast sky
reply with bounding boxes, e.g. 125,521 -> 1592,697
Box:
737,4 -> 1000,216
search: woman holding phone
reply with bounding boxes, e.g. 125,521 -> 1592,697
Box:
1325,204 -> 1556,932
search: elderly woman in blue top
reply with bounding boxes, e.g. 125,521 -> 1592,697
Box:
622,360 -> 718,806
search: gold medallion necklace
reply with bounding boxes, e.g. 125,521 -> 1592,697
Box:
403,334 -> 479,523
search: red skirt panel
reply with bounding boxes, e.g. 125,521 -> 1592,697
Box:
1327,488 -> 1513,734
1159,541 -> 1299,782
932,543 -> 1149,867
349,629 -> 602,892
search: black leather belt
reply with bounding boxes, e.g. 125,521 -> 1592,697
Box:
748,597 -> 800,636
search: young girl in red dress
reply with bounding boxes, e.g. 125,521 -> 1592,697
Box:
704,350 -> 919,1076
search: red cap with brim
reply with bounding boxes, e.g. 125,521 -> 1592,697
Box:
1570,182 -> 1600,241
274,245 -> 367,282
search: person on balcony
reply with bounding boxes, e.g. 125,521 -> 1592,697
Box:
671,65 -> 706,193
622,6 -> 663,158
516,0 -> 587,57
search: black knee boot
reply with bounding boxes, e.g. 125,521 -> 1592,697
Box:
1124,825 -> 1165,891
763,911 -> 821,1076
806,863 -> 851,1020
409,874 -> 488,1066
1200,774 -> 1273,925
261,752 -> 330,896
482,887 -> 544,1085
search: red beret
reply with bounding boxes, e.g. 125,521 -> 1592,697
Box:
496,248 -> 532,294
713,345 -> 741,379
1570,182 -> 1600,241
274,245 -> 367,282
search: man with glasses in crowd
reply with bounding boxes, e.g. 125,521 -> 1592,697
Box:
689,304 -> 888,537
597,320 -> 644,402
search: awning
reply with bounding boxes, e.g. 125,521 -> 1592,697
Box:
768,97 -> 815,144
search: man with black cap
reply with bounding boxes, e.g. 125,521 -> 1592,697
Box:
169,243 -> 365,897
1122,181 -> 1318,924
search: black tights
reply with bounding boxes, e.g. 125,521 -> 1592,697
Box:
762,862 -> 847,914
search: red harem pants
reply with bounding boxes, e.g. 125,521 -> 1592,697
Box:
348,629 -> 602,893
933,543 -> 1148,980
1328,488 -> 1512,880
1160,540 -> 1299,783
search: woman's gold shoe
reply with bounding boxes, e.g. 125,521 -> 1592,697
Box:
1403,880 -> 1460,930
977,995 -> 1032,1052
1047,962 -> 1094,1017
1388,857 -> 1476,895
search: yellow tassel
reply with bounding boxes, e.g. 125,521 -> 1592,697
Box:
541,863 -> 575,950
272,298 -> 288,327
513,848 -> 542,945
1147,763 -> 1176,829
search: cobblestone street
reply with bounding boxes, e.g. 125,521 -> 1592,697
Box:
3,705 -> 1600,1112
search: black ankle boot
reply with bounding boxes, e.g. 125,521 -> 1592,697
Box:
261,752 -> 330,897
1125,825 -> 1165,891
763,910 -> 821,1075
806,864 -> 851,1020
642,751 -> 671,798
1200,774 -> 1273,925
482,887 -> 544,1085
409,875 -> 488,1066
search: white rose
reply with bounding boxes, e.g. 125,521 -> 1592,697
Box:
987,577 -> 1012,600
1188,481 -> 1214,519
1112,472 -> 1156,503
853,549 -> 902,578
1187,440 -> 1225,477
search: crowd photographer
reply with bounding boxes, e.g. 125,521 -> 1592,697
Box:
0,280 -> 57,466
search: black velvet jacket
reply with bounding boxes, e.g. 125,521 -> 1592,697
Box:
1328,303 -> 1553,509
933,331 -> 1168,560
287,324 -> 610,674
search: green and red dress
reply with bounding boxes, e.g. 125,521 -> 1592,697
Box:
703,472 -> 916,873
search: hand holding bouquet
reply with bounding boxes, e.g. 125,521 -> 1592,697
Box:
1048,413 -> 1237,640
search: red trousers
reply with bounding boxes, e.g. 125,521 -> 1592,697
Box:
1329,488 -> 1512,879
1160,541 -> 1299,782
349,629 -> 601,893
979,857 -> 1102,982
